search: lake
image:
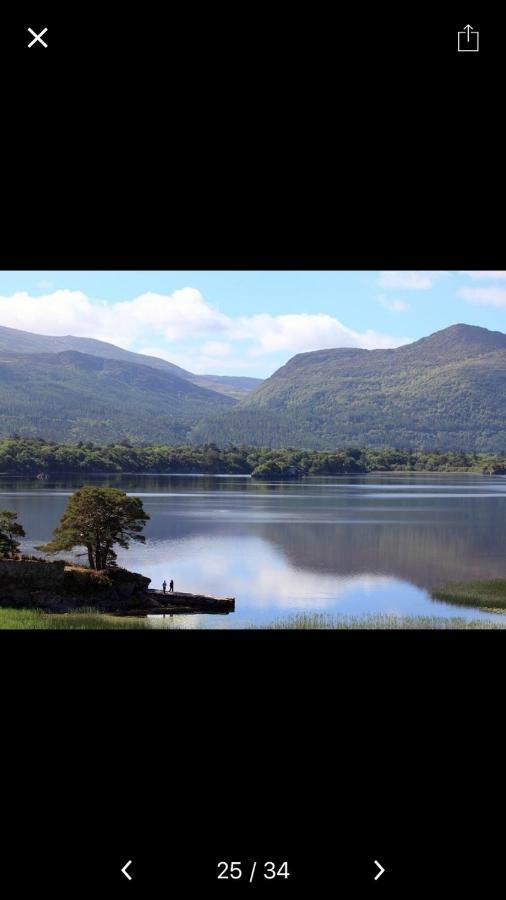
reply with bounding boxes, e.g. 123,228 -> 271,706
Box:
1,473 -> 506,628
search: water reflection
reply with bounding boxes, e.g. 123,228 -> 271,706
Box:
1,473 -> 505,627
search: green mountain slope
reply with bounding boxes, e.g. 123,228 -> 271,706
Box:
0,325 -> 262,398
0,350 -> 233,442
191,374 -> 263,399
0,324 -> 190,376
192,325 -> 506,451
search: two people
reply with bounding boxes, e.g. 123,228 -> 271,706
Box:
162,579 -> 174,594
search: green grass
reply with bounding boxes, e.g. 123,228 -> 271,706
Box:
262,612 -> 506,630
2,608 -> 505,630
0,607 -> 151,629
432,580 -> 506,612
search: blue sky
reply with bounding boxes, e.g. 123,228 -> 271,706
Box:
0,271 -> 505,377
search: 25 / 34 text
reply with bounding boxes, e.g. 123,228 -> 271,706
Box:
217,861 -> 290,883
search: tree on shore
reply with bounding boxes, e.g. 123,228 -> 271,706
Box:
0,510 -> 26,558
38,486 -> 150,569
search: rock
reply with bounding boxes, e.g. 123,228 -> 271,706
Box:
0,558 -> 154,613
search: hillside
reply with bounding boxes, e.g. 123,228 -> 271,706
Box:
192,325 -> 506,451
2,322 -> 505,450
0,349 -> 233,442
191,374 -> 263,399
0,325 -> 262,398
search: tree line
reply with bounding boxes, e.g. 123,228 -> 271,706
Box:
0,437 -> 505,478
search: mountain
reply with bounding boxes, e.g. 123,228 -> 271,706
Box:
0,324 -> 190,377
0,349 -> 234,443
0,325 -> 262,399
192,325 -> 506,452
3,323 -> 505,450
191,375 -> 264,399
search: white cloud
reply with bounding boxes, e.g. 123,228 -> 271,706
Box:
378,296 -> 410,312
200,341 -> 232,357
230,313 -> 411,357
0,287 -> 414,375
460,271 -> 506,280
0,288 -> 228,350
0,290 -> 110,339
458,286 -> 506,308
139,345 -> 262,375
113,289 -> 230,342
377,271 -> 446,290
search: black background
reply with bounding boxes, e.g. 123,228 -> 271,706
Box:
1,9 -> 504,895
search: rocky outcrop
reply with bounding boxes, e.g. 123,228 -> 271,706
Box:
0,557 -> 160,612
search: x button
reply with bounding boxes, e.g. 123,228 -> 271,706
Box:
27,27 -> 48,48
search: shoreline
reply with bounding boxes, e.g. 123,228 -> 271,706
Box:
2,608 -> 505,630
432,579 -> 506,612
1,468 -> 502,480
0,557 -> 235,617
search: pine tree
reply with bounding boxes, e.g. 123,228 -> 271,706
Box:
38,486 -> 149,569
0,510 -> 26,557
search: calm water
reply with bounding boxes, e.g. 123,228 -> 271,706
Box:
1,473 -> 506,628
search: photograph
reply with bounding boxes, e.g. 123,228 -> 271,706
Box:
0,269 -> 505,630
3,8 -> 505,895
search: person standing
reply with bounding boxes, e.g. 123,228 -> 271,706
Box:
169,579 -> 174,593
162,579 -> 167,594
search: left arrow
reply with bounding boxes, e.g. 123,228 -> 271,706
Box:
121,860 -> 133,881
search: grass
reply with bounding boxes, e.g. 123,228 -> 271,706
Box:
0,607 -> 151,629
432,580 -> 506,612
2,608 -> 505,630
261,612 -> 506,630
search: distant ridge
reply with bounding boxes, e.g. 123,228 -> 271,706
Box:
396,323 -> 506,361
0,325 -> 263,399
0,348 -> 233,443
0,323 -> 191,376
192,324 -> 506,452
1,323 -> 505,450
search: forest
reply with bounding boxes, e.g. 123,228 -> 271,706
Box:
0,438 -> 505,478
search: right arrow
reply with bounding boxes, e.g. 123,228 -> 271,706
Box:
374,860 -> 385,881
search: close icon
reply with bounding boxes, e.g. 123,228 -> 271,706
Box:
457,24 -> 479,52
374,860 -> 385,881
121,860 -> 133,881
27,27 -> 48,48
